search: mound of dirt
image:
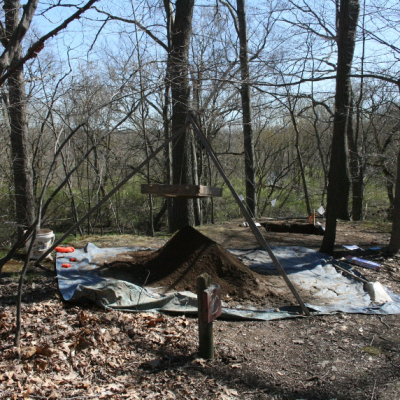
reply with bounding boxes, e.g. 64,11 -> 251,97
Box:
141,226 -> 260,300
102,226 -> 291,306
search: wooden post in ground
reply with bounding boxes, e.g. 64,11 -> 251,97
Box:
197,273 -> 214,360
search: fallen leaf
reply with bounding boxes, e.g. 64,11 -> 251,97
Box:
223,387 -> 238,396
36,345 -> 54,357
147,318 -> 164,328
48,390 -> 59,399
35,360 -> 48,371
27,376 -> 43,385
177,318 -> 189,327
192,358 -> 207,367
22,347 -> 37,360
77,336 -> 91,350
5,371 -> 14,380
76,381 -> 91,389
110,327 -> 120,335
78,311 -> 89,327
104,383 -> 124,392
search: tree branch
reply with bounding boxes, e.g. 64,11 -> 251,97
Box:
0,0 -> 99,86
94,7 -> 168,52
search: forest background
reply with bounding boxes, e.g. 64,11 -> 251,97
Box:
0,0 -> 399,257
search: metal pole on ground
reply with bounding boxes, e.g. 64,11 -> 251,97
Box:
189,115 -> 310,316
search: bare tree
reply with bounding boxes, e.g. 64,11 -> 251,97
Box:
236,0 -> 257,217
321,0 -> 360,253
1,0 -> 98,237
169,0 -> 195,232
4,0 -> 35,236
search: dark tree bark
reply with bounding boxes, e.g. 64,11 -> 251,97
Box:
347,93 -> 364,221
388,148 -> 400,254
320,0 -> 359,254
288,104 -> 312,216
163,0 -> 174,228
237,0 -> 257,218
169,0 -> 195,232
384,167 -> 394,219
190,59 -> 204,226
4,0 -> 35,237
388,83 -> 400,254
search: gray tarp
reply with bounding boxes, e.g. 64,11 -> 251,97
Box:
56,243 -> 400,320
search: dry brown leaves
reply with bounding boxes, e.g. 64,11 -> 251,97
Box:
0,300 -> 233,399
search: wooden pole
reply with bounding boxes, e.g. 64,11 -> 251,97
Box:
189,116 -> 310,316
197,273 -> 214,360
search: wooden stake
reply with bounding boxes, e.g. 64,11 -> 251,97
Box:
197,273 -> 214,360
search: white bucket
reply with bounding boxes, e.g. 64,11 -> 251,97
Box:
25,229 -> 55,259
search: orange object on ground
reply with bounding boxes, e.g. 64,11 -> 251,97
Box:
55,246 -> 75,253
61,263 -> 71,268
69,257 -> 78,262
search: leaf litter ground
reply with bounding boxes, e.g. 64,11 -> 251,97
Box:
1,220 -> 400,399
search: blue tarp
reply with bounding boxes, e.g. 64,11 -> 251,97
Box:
56,243 -> 400,320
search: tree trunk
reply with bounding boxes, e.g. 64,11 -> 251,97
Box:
385,171 -> 394,221
169,0 -> 195,233
388,83 -> 400,253
320,0 -> 359,254
190,63 -> 204,226
289,108 -> 312,216
388,149 -> 400,254
237,0 -> 257,218
163,0 -> 174,229
347,93 -> 364,221
311,99 -> 329,207
4,0 -> 35,237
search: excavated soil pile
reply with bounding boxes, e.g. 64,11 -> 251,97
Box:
141,226 -> 260,299
102,226 -> 267,302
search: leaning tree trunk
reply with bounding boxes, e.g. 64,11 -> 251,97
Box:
4,0 -> 35,238
237,0 -> 257,218
320,0 -> 359,254
169,0 -> 195,232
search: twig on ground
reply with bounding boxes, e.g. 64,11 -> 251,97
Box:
136,269 -> 151,311
370,334 -> 375,346
371,379 -> 377,399
379,316 -> 390,329
32,263 -> 52,273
